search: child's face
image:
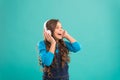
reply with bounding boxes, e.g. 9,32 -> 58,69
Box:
53,22 -> 64,40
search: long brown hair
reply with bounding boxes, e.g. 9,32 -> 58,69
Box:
39,19 -> 70,77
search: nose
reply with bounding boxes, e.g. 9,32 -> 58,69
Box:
60,29 -> 64,33
60,29 -> 64,31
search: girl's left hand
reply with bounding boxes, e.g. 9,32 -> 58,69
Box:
62,30 -> 70,38
63,30 -> 76,42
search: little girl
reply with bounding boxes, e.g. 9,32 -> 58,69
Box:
37,19 -> 81,80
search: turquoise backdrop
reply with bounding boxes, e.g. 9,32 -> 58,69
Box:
0,0 -> 120,80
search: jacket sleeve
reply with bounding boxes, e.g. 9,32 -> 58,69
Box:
65,41 -> 81,53
37,41 -> 54,66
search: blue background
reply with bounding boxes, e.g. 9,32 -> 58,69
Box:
0,0 -> 120,80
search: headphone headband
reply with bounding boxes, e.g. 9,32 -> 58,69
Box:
44,20 -> 49,31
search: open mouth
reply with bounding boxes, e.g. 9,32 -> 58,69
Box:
57,33 -> 62,36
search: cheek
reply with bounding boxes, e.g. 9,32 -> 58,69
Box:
54,30 -> 57,35
53,31 -> 57,37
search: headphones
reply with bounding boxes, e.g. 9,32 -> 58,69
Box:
44,20 -> 51,35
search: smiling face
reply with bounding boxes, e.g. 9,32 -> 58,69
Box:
53,22 -> 64,40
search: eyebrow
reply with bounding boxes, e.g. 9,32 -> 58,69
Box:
56,26 -> 62,28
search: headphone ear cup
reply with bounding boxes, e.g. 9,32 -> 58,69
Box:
47,30 -> 51,35
43,20 -> 51,35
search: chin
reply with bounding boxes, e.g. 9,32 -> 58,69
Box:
56,37 -> 63,40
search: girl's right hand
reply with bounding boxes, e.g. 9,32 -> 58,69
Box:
44,31 -> 56,44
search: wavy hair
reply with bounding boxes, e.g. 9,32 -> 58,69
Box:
39,19 -> 70,77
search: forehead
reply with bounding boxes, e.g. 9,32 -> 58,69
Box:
56,22 -> 62,27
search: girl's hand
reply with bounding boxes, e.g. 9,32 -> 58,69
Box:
62,30 -> 70,39
44,31 -> 56,44
63,30 -> 76,43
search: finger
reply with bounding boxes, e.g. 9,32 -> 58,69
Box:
62,30 -> 65,36
44,32 -> 49,40
63,30 -> 65,34
46,32 -> 52,41
64,30 -> 66,33
47,33 -> 54,41
44,31 -> 46,38
65,30 -> 67,33
44,32 -> 47,38
47,33 -> 51,40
